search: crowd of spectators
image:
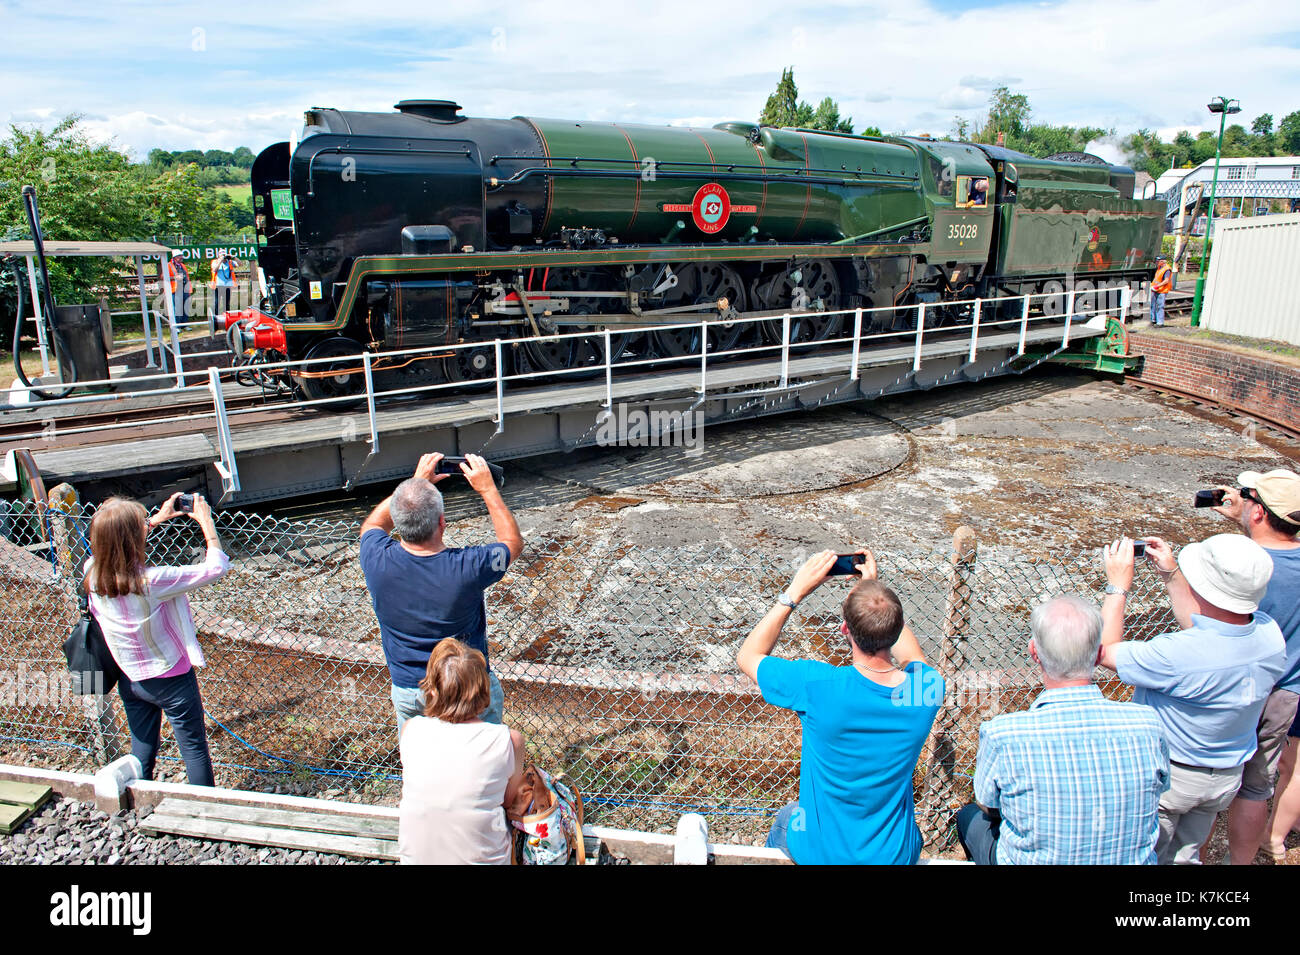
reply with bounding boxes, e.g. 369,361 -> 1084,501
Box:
80,458 -> 1300,866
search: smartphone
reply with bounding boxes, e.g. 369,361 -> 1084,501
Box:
176,493 -> 194,514
433,456 -> 505,487
829,552 -> 867,576
1132,539 -> 1147,558
1194,488 -> 1227,508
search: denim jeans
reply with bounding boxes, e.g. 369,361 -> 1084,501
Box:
955,802 -> 1000,865
116,667 -> 214,786
765,801 -> 799,860
391,669 -> 504,734
1151,292 -> 1166,326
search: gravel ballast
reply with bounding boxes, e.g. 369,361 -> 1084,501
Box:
0,796 -> 383,865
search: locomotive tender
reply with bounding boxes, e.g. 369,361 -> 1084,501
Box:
228,100 -> 1164,400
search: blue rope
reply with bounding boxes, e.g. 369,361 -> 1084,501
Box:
0,733 -> 96,754
204,715 -> 402,782
584,794 -> 775,816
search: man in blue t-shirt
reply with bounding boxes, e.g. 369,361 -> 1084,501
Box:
1100,533 -> 1285,864
1208,469 -> 1300,864
359,452 -> 523,731
737,549 -> 944,865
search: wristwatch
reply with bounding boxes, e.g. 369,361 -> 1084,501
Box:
777,592 -> 800,610
1104,583 -> 1128,597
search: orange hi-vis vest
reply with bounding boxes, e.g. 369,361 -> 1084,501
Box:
1152,264 -> 1173,294
165,257 -> 189,293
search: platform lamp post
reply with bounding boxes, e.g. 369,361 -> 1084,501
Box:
1190,95 -> 1240,327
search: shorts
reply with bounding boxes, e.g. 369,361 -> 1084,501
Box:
1238,688 -> 1300,801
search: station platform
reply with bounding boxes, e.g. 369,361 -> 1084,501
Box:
1,319 -> 1101,506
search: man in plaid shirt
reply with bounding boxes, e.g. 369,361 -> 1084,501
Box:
956,595 -> 1170,864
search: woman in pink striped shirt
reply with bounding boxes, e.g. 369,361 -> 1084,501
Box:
86,493 -> 229,786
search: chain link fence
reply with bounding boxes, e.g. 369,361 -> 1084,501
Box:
0,499 -> 1177,847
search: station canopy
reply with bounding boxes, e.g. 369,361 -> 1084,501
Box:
0,240 -> 175,257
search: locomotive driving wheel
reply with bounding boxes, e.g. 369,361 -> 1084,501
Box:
443,343 -> 500,385
296,337 -> 366,404
757,260 -> 843,344
649,263 -> 749,358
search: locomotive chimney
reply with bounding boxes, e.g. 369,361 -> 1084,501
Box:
394,100 -> 464,123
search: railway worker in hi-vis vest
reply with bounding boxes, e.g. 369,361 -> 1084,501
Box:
1150,256 -> 1174,326
165,255 -> 191,320
210,251 -> 238,321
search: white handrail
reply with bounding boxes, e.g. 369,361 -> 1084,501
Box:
8,291 -> 1133,471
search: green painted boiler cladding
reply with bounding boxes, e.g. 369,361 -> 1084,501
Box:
241,100 -> 1164,401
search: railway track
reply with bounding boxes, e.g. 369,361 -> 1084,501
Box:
1125,378 -> 1300,444
0,389 -> 293,451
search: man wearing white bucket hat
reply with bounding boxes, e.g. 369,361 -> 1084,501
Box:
1098,533 -> 1286,864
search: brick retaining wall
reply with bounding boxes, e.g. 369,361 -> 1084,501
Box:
1128,330 -> 1300,431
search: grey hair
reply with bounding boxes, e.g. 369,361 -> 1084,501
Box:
389,478 -> 444,544
1030,595 -> 1102,681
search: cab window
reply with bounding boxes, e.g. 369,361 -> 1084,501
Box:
957,175 -> 989,208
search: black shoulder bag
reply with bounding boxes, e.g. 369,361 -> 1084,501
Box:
62,591 -> 122,696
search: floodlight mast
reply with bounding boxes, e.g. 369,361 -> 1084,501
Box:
1190,96 -> 1240,326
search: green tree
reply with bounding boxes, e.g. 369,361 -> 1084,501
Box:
0,115 -> 246,346
0,115 -> 153,346
232,146 -> 255,168
981,86 -> 1031,143
1277,111 -> 1300,153
950,116 -> 970,140
758,69 -> 853,132
760,68 -> 807,128
810,97 -> 854,134
1251,114 -> 1273,137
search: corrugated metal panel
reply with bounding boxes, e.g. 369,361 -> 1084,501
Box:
1202,211 -> 1300,344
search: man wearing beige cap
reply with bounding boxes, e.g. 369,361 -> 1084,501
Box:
1099,534 -> 1285,864
1210,469 -> 1300,864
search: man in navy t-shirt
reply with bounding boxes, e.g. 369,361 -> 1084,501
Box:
737,549 -> 944,864
359,452 -> 524,730
1210,469 -> 1300,864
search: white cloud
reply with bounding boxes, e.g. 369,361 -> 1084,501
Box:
937,86 -> 987,110
0,0 -> 1295,158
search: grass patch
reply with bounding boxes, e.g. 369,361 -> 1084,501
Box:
1171,326 -> 1300,366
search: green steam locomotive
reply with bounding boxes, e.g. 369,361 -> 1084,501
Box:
229,100 -> 1163,400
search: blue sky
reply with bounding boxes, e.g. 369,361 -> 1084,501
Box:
1,0 -> 1298,162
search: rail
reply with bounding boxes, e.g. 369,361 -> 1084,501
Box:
7,286 -> 1134,502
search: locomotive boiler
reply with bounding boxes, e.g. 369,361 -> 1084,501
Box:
227,100 -> 1165,400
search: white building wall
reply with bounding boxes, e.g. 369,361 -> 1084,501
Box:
1202,211 -> 1300,345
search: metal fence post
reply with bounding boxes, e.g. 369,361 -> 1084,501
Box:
492,339 -> 505,435
47,484 -> 121,765
1062,288 -> 1075,348
779,313 -> 791,390
912,304 -> 926,372
850,307 -> 863,381
134,255 -> 157,368
1017,295 -> 1030,355
603,328 -> 613,410
360,351 -> 379,459
24,255 -> 52,377
967,299 -> 982,365
918,525 -> 978,845
163,253 -> 185,389
208,366 -> 241,503
698,321 -> 708,395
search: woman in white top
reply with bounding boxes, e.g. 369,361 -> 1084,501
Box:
86,492 -> 229,786
398,637 -> 526,864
